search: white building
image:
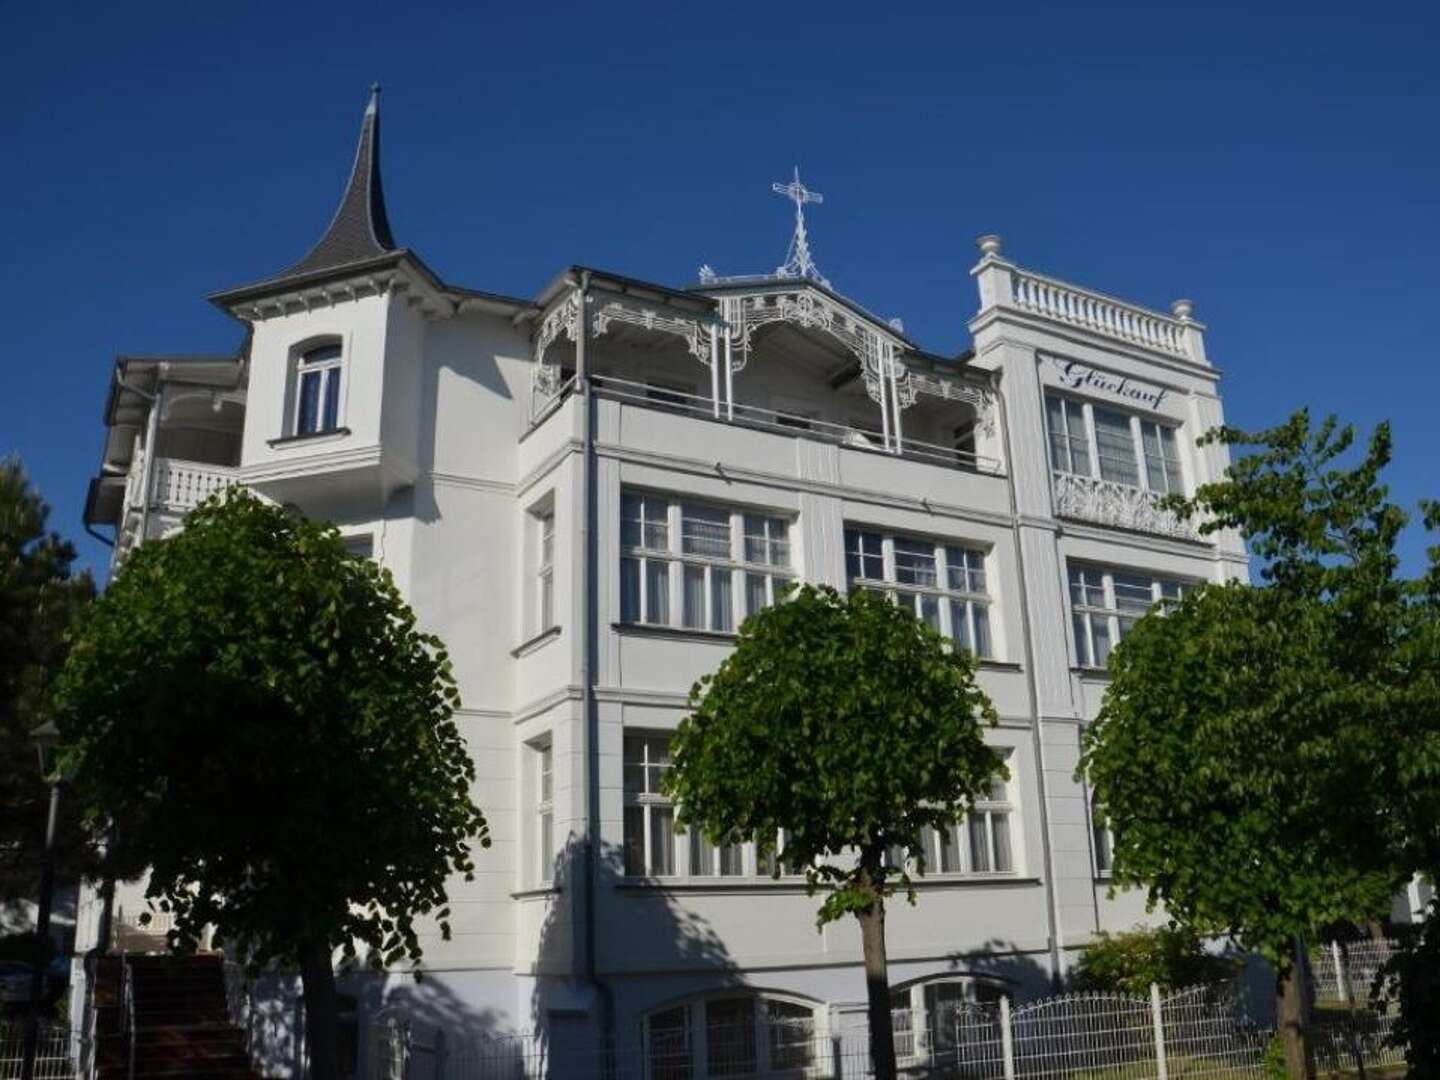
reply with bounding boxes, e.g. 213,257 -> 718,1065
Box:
80,89 -> 1249,1076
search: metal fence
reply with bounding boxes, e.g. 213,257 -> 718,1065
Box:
368,981 -> 1298,1080
1307,939 -> 1405,1074
0,1022 -> 86,1080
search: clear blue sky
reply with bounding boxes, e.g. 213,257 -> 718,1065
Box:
4,1 -> 1436,579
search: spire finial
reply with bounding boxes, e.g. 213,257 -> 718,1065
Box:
367,83 -> 381,113
771,167 -> 828,288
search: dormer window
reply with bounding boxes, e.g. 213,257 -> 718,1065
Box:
295,343 -> 343,436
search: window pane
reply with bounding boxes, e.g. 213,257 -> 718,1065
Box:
646,561 -> 670,624
767,1001 -> 813,1071
968,815 -> 991,872
1159,579 -> 1184,601
717,841 -> 743,877
1094,408 -> 1139,486
651,807 -> 675,876
972,604 -> 992,658
297,369 -> 322,434
893,538 -> 938,587
992,814 -> 1013,872
682,565 -> 706,629
939,823 -> 961,873
1116,615 -> 1138,643
648,1007 -> 693,1080
320,367 -> 340,431
539,810 -> 553,882
620,558 -> 640,623
946,547 -> 985,593
1092,617 -> 1113,665
845,529 -> 884,582
690,832 -> 715,876
919,592 -> 940,632
624,806 -> 645,875
621,494 -> 641,548
1112,573 -> 1154,612
681,504 -> 730,558
706,999 -> 757,1077
744,573 -> 768,617
1094,818 -> 1113,873
711,568 -> 733,632
1070,566 -> 1106,608
949,599 -> 972,652
1073,613 -> 1093,667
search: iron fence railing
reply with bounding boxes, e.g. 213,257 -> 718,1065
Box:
0,1021 -> 86,1080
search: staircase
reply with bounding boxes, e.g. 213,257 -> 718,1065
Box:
92,954 -> 261,1079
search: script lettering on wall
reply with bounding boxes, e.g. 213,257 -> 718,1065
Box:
1047,357 -> 1166,410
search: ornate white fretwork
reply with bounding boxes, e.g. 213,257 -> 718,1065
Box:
908,373 -> 996,435
531,292 -> 582,413
772,167 -> 829,287
1051,472 -> 1198,540
591,301 -> 712,365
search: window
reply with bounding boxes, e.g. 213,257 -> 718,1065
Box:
534,508 -> 556,631
341,534 -> 373,559
295,343 -> 343,436
909,756 -> 1018,876
1092,794 -> 1114,876
645,996 -> 818,1080
844,529 -> 994,658
620,494 -> 793,630
1070,564 -> 1189,668
623,735 -> 676,876
1045,392 -> 1184,496
890,979 -> 1009,1064
536,742 -> 554,884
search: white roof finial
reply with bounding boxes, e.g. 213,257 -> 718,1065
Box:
772,167 -> 829,287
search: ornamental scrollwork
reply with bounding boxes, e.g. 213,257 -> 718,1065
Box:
591,301 -> 712,365
908,373 -> 997,435
1051,472 -> 1198,540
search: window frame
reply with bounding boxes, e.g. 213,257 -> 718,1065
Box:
1069,563 -> 1189,669
904,752 -> 1021,878
889,977 -> 1011,1065
1044,391 -> 1186,498
620,493 -> 794,632
293,342 -> 346,437
643,993 -> 822,1080
535,741 -> 554,885
535,507 -> 556,633
844,528 -> 996,659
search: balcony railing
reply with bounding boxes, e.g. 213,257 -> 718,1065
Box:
538,374 -> 1003,474
1051,471 -> 1198,540
150,459 -> 237,512
1011,269 -> 1188,358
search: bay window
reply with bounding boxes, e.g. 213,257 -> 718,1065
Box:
845,529 -> 994,658
1046,391 -> 1184,496
621,493 -> 793,630
1070,564 -> 1188,668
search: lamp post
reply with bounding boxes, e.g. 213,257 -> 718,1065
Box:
20,719 -> 62,1080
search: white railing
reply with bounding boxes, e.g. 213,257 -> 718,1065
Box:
1012,269 -> 1188,357
577,374 -> 1003,475
1052,471 -> 1199,540
150,459 -> 235,512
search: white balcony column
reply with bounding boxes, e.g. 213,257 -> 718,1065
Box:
971,233 -> 1015,311
877,360 -> 892,451
723,329 -> 735,422
888,345 -> 904,455
709,323 -> 720,418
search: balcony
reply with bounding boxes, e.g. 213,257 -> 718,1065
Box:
142,458 -> 239,514
1051,472 -> 1198,541
538,375 -> 1003,475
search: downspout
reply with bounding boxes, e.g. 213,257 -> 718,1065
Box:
574,271 -> 616,1058
84,524 -> 115,549
991,369 -> 1067,988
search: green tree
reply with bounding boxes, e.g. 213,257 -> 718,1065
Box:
1070,925 -> 1238,996
0,457 -> 94,905
663,585 -> 1003,1080
1080,412 -> 1433,1078
54,491 -> 489,1080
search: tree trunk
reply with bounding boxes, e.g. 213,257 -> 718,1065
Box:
855,884 -> 897,1080
1276,961 -> 1314,1080
299,941 -> 340,1080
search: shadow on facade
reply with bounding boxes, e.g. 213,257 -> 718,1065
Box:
940,937 -> 1056,1001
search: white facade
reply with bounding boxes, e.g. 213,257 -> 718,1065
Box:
80,97 -> 1248,1077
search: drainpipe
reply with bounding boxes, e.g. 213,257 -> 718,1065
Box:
574,271 -> 616,1059
991,369 -> 1067,988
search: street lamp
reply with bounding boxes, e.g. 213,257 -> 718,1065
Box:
20,720 -> 62,1080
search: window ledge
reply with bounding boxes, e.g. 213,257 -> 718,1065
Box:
511,625 -> 562,658
1072,665 -> 1111,680
977,659 -> 1022,672
612,622 -> 738,644
616,875 -> 1040,894
267,427 -> 352,448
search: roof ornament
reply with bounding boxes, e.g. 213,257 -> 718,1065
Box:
772,167 -> 829,288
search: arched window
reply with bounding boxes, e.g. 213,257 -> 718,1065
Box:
294,342 -> 344,436
644,993 -> 819,1079
889,976 -> 1008,1064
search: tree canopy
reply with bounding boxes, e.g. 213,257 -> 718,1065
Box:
1079,410 -> 1438,1075
0,457 -> 93,905
54,490 -> 488,1080
664,584 -> 1003,1080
